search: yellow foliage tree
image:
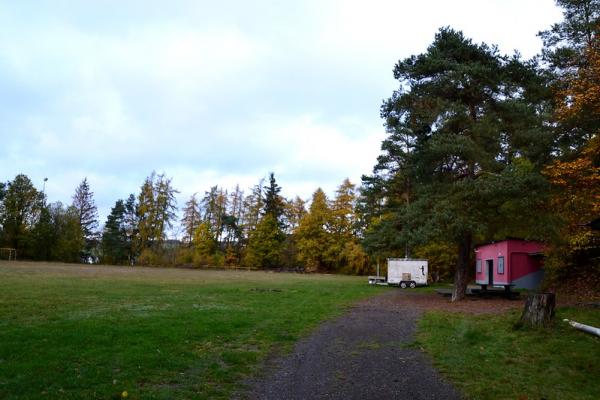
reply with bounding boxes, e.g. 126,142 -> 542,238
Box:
545,27 -> 600,282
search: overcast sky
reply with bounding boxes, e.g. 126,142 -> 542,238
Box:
0,0 -> 562,226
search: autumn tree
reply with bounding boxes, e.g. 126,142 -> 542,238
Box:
224,185 -> 245,253
542,14 -> 600,283
193,221 -> 217,266
242,179 -> 265,238
136,172 -> 178,261
72,178 -> 99,260
284,196 -> 307,234
244,214 -> 285,269
201,186 -> 228,243
0,174 -> 43,256
295,188 -> 335,272
53,203 -> 84,262
181,194 -> 201,245
540,0 -> 600,154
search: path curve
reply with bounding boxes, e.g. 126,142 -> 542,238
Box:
242,290 -> 461,400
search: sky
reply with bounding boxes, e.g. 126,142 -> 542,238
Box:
0,0 -> 563,228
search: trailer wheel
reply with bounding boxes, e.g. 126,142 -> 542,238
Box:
409,281 -> 416,289
400,282 -> 407,289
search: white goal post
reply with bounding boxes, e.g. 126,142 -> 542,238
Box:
0,248 -> 16,261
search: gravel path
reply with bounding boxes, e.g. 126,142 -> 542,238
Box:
242,290 -> 462,400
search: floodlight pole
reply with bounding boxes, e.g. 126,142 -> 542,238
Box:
42,178 -> 48,204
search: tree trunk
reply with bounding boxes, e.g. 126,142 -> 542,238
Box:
451,233 -> 471,302
519,293 -> 556,328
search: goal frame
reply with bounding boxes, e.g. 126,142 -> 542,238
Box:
0,248 -> 16,261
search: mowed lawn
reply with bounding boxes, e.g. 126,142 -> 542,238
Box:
0,261 -> 379,399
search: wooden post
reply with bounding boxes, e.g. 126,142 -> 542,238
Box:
519,293 -> 556,328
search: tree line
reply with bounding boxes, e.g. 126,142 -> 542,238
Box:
0,172 -> 374,274
0,0 -> 598,300
362,0 -> 600,300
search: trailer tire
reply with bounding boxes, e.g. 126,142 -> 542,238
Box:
409,281 -> 416,289
400,282 -> 407,289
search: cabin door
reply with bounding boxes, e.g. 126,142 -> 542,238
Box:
486,260 -> 494,286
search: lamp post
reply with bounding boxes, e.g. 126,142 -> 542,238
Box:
42,178 -> 48,204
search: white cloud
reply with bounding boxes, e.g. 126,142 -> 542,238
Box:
0,0 -> 564,224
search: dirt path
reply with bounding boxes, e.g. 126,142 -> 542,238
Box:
242,290 -> 467,400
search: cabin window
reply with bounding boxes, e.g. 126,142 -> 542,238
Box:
476,259 -> 482,273
498,256 -> 505,274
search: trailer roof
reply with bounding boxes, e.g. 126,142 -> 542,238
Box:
387,258 -> 428,262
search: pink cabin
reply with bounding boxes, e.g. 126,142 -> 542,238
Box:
475,239 -> 544,290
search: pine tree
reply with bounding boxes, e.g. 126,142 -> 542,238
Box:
72,178 -> 99,259
101,199 -> 128,264
31,205 -> 55,261
376,28 -> 555,301
263,173 -> 285,225
123,194 -> 138,264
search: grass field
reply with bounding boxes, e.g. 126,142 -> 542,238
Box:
0,261 -> 379,399
416,307 -> 600,400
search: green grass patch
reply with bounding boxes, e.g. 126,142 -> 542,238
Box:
0,262 -> 382,399
416,307 -> 600,399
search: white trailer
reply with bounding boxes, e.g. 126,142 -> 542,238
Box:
387,258 -> 428,288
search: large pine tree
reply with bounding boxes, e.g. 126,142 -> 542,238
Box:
72,178 -> 99,260
373,28 -> 555,300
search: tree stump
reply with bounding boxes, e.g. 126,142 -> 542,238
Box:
519,293 -> 556,328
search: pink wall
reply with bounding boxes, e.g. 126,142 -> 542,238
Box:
475,240 -> 544,286
475,241 -> 509,285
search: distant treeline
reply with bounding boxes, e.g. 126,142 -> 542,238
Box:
1,2 -> 599,299
0,172 -> 381,275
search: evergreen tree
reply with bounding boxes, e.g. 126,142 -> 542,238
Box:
375,28 -> 555,300
123,194 -> 138,264
30,205 -> 55,261
263,172 -> 285,225
540,0 -> 600,74
101,199 -> 128,264
72,178 -> 99,260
